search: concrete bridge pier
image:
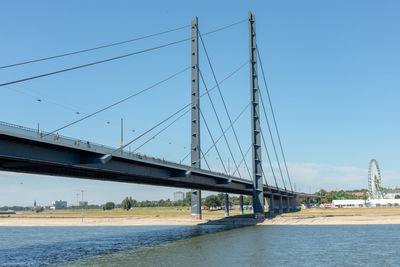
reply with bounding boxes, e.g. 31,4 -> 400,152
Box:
290,195 -> 301,211
239,195 -> 244,215
279,195 -> 283,214
224,193 -> 229,217
286,196 -> 290,212
269,195 -> 275,216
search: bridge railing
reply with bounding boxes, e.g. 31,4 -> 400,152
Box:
0,121 -> 297,193
0,120 -> 236,180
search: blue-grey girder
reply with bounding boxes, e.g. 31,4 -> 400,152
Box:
0,122 -> 321,199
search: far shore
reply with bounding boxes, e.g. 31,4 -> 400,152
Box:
1,207 -> 400,226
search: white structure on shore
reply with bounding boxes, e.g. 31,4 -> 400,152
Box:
384,189 -> 400,199
330,160 -> 400,208
332,199 -> 400,208
51,200 -> 67,209
368,159 -> 384,199
332,200 -> 365,208
367,199 -> 400,207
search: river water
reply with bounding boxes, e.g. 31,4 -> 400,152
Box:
0,224 -> 399,266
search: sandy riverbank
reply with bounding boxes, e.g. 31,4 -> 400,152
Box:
0,217 -> 204,226
260,214 -> 400,225
2,213 -> 400,226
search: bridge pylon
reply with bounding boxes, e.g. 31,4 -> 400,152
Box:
249,11 -> 265,219
190,16 -> 202,219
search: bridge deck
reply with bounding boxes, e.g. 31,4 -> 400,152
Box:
0,121 -> 320,199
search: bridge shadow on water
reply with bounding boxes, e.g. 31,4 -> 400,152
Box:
0,223 -> 250,266
199,209 -> 301,226
0,212 -> 303,266
199,213 -> 267,226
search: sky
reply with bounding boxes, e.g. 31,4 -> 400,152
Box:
0,1 -> 399,206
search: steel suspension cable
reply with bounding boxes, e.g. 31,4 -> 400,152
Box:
259,127 -> 279,189
0,39 -> 191,88
180,151 -> 191,164
198,68 -> 240,177
133,108 -> 191,152
231,144 -> 251,177
111,102 -> 190,155
0,19 -> 247,88
177,60 -> 248,164
43,66 -> 190,137
200,149 -> 212,171
257,47 -> 294,192
113,61 -> 249,157
197,29 -> 252,179
259,87 -> 287,191
196,102 -> 250,173
0,25 -> 190,69
230,139 -> 270,186
199,108 -> 228,174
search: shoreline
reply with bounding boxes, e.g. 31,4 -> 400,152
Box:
2,213 -> 400,226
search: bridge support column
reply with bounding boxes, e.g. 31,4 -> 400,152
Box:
279,195 -> 283,214
224,193 -> 229,217
269,195 -> 274,216
286,197 -> 290,212
239,195 -> 244,215
190,16 -> 202,220
293,195 -> 301,210
249,11 -> 264,219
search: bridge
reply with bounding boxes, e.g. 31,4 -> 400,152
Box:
0,12 -> 321,219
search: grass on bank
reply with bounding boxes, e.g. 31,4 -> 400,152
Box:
2,207 -> 400,219
0,207 -> 253,219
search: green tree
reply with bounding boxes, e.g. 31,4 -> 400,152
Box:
185,192 -> 191,206
34,206 -> 44,213
217,193 -> 225,206
362,191 -> 369,201
103,202 -> 115,210
243,195 -> 252,205
130,198 -> 138,207
121,197 -> 134,210
317,189 -> 327,197
204,195 -> 221,209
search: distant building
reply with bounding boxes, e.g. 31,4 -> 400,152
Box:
351,192 -> 363,196
332,200 -> 365,208
332,199 -> 400,208
52,200 -> 67,209
173,192 -> 185,202
384,189 -> 400,199
79,201 -> 88,207
367,199 -> 400,207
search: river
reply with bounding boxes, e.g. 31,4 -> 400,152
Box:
0,224 -> 399,266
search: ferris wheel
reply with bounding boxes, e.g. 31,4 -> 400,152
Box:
368,159 -> 384,199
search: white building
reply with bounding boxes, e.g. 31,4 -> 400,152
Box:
332,199 -> 400,208
52,200 -> 67,209
367,199 -> 400,207
384,189 -> 400,199
332,199 -> 365,208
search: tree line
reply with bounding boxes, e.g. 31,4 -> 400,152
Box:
315,188 -> 369,203
111,193 -> 253,210
4,187 -> 399,212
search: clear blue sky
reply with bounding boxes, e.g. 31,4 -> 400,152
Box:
0,1 -> 399,206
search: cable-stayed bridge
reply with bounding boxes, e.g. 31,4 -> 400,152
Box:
0,12 -> 320,219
